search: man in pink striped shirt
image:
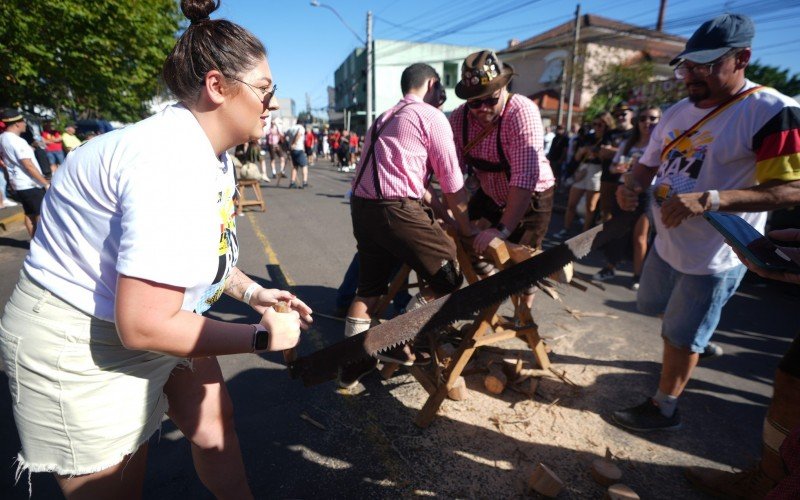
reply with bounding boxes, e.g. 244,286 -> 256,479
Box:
340,63 -> 475,389
449,50 -> 556,314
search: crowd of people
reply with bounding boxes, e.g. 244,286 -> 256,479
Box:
0,3 -> 799,498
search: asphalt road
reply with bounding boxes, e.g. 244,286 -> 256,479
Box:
0,159 -> 798,499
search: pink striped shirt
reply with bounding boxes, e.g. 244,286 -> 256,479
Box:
352,94 -> 464,199
449,94 -> 555,207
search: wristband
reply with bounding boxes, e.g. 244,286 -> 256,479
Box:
251,323 -> 270,352
243,283 -> 262,306
706,190 -> 720,211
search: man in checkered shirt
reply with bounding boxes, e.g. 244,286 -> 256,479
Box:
338,63 -> 475,389
449,50 -> 556,312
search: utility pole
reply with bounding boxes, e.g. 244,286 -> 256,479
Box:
556,63 -> 566,126
657,0 -> 667,31
566,3 -> 581,132
366,11 -> 374,131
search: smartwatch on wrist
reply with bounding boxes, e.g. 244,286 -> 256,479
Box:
251,324 -> 270,352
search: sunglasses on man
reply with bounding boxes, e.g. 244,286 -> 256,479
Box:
466,95 -> 500,109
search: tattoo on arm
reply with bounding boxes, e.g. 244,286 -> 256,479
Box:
223,267 -> 254,301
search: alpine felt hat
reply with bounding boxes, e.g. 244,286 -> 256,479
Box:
455,50 -> 515,100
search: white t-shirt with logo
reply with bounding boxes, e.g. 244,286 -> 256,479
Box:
24,104 -> 239,321
640,80 -> 800,275
0,131 -> 45,190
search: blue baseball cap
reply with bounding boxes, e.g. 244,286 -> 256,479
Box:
670,14 -> 754,66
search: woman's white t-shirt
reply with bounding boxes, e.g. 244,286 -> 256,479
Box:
24,104 -> 239,322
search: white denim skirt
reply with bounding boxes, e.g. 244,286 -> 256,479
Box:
0,270 -> 185,476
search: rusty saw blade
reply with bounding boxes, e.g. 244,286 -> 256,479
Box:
289,212 -> 635,386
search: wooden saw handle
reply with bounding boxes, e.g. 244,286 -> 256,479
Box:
273,301 -> 297,364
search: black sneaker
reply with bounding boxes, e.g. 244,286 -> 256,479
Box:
593,267 -> 616,281
612,398 -> 682,432
699,342 -> 723,360
337,358 -> 377,389
289,182 -> 297,189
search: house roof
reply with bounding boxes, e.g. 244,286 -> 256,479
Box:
500,13 -> 686,56
526,89 -> 582,113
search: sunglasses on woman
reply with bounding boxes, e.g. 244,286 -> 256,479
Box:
467,95 -> 500,109
638,115 -> 660,122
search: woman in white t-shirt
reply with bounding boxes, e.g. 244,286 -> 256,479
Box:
0,1 -> 312,497
593,106 -> 662,288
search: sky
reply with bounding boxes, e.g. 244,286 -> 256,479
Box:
216,0 -> 800,115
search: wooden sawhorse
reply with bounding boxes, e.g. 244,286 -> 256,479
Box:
378,236 -> 552,428
235,179 -> 266,214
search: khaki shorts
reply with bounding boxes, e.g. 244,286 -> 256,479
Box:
0,270 -> 186,476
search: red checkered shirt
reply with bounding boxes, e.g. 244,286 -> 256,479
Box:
449,94 -> 555,207
352,94 -> 464,199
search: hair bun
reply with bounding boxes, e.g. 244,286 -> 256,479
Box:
181,0 -> 219,25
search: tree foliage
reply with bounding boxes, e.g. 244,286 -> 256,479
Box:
585,61 -> 656,119
746,60 -> 800,97
0,0 -> 182,124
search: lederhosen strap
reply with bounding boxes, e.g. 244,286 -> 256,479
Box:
353,102 -> 415,199
461,94 -> 512,179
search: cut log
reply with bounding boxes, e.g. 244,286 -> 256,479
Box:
447,376 -> 468,401
590,458 -> 622,487
526,377 -> 539,397
528,463 -> 564,498
604,484 -> 639,500
484,365 -> 507,395
502,357 -> 523,382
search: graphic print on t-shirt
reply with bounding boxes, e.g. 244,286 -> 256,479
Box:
195,170 -> 238,314
654,128 -> 714,204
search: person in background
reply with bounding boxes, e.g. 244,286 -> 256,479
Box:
41,121 -> 65,174
61,123 -> 82,155
593,105 -> 662,286
554,111 -> 616,239
0,110 -> 49,237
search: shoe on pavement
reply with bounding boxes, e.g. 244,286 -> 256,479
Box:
612,398 -> 682,432
684,464 -> 776,499
700,342 -> 724,360
2,199 -> 19,208
302,182 -> 308,189
631,275 -> 640,291
337,358 -> 377,389
289,182 -> 297,189
593,267 -> 616,281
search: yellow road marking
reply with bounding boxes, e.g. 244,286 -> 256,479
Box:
0,210 -> 24,230
245,212 -> 295,286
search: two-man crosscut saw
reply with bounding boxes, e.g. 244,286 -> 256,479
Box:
289,212 -> 637,386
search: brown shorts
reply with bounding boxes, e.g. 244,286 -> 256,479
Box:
351,196 -> 457,297
268,144 -> 284,160
468,186 -> 554,249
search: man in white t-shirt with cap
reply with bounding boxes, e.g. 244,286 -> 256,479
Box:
614,13 -> 800,442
